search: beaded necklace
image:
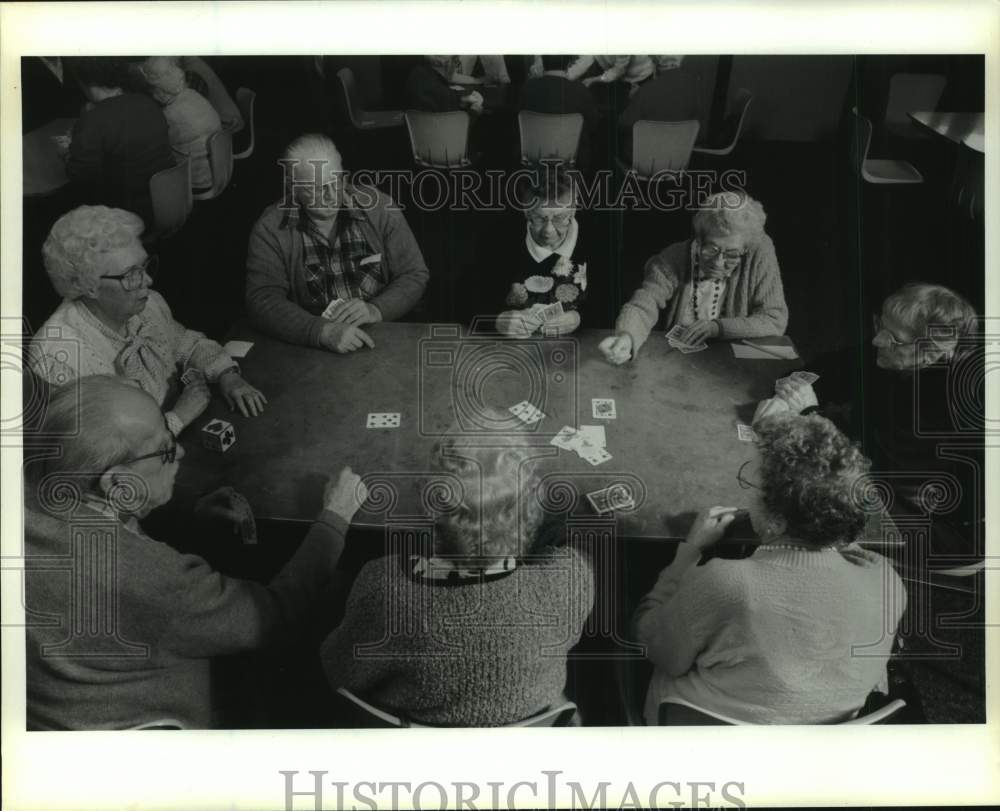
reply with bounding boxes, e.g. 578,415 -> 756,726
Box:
692,255 -> 724,321
755,543 -> 842,553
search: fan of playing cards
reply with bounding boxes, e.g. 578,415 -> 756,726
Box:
665,324 -> 708,353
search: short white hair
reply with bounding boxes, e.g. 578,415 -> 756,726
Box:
41,206 -> 145,299
692,191 -> 767,241
142,56 -> 187,101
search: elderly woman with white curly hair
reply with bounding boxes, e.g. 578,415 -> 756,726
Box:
321,413 -> 594,726
634,413 -> 906,724
28,205 -> 266,436
141,56 -> 222,191
600,191 -> 789,365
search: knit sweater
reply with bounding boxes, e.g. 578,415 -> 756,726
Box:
320,547 -> 594,726
615,236 -> 789,355
245,186 -> 429,347
24,496 -> 348,730
634,542 -> 906,725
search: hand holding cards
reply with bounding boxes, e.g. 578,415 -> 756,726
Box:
665,324 -> 708,353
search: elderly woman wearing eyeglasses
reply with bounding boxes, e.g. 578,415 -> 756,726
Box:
488,169 -> 595,338
599,191 -> 788,365
28,206 -> 266,437
633,414 -> 906,724
753,283 -> 982,566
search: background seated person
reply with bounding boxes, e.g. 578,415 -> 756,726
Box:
756,282 -> 983,568
28,206 -> 265,437
633,413 -> 906,724
619,56 -> 703,163
455,55 -> 511,85
518,55 -> 601,170
566,55 -> 655,94
484,169 -> 592,338
177,56 -> 243,132
61,57 -> 175,228
142,57 -> 222,192
245,134 -> 429,354
24,376 -> 366,729
600,191 -> 788,365
320,417 -> 594,726
404,55 -> 483,113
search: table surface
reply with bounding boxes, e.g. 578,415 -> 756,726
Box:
908,111 -> 984,152
23,117 -> 75,196
178,323 -> 800,538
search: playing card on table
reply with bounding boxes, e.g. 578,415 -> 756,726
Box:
586,484 -> 635,514
737,423 -> 758,442
321,298 -> 345,319
592,398 -> 617,419
577,425 -> 606,448
509,400 -> 546,424
550,425 -> 581,451
367,412 -> 401,428
579,445 -> 613,466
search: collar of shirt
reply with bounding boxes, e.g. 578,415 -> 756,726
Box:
525,218 -> 579,262
278,190 -> 367,236
75,299 -> 142,347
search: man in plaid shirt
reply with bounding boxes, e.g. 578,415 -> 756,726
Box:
246,134 -> 429,353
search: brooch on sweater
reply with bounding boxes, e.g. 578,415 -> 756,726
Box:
507,259 -> 588,310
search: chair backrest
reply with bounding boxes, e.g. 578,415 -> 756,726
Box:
337,67 -> 363,128
631,119 -> 700,178
334,688 -> 578,728
725,88 -> 754,150
233,87 -> 256,159
885,73 -> 947,130
851,107 -> 874,175
148,158 -> 192,239
659,696 -> 907,725
193,129 -> 233,200
404,110 -> 471,168
518,111 -> 584,165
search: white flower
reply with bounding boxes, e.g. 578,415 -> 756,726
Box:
524,275 -> 554,294
552,256 -> 574,277
573,263 -> 588,291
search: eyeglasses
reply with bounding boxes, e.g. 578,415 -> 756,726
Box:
100,255 -> 158,292
699,242 -> 746,265
737,459 -> 761,490
118,420 -> 178,468
872,314 -> 912,348
527,212 -> 574,228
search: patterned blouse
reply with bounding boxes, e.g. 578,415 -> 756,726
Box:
28,291 -> 235,406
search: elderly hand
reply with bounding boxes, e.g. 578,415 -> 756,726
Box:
329,299 -> 381,327
460,90 -> 484,113
323,466 -> 368,524
496,306 -> 545,338
194,486 -> 251,534
598,332 -> 633,366
218,370 -> 267,417
540,309 -> 581,337
775,378 -> 819,414
680,319 -> 720,346
320,322 -> 376,354
752,397 -> 791,425
686,505 -> 740,550
172,375 -> 212,427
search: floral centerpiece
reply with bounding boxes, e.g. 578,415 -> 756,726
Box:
506,256 -> 588,311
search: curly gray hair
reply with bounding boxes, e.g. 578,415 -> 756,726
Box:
41,206 -> 145,299
142,56 -> 187,103
754,413 -> 871,547
692,191 -> 767,242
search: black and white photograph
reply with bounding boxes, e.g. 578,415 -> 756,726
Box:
2,2 -> 997,809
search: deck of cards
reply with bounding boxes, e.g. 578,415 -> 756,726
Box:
367,412 -> 401,428
550,424 -> 613,465
321,298 -> 345,319
509,400 -> 546,424
665,324 -> 708,354
586,483 -> 636,514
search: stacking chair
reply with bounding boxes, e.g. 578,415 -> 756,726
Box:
192,129 -> 234,201
231,87 -> 256,160
333,687 -> 578,727
147,159 -> 192,241
885,73 -> 947,138
658,696 -> 907,726
336,67 -> 404,131
693,88 -> 753,157
404,110 -> 472,168
618,120 -> 700,181
518,111 -> 584,166
852,109 -> 923,184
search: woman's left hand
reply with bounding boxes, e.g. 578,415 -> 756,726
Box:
680,319 -> 720,346
219,371 -> 267,417
775,378 -> 818,414
686,505 -> 740,550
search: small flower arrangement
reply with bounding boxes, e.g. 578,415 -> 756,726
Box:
509,260 -> 588,312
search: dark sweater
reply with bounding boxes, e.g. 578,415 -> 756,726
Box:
25,496 -> 348,729
67,93 -> 175,227
403,63 -> 462,112
320,547 -> 594,726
